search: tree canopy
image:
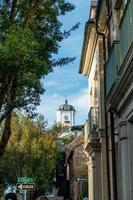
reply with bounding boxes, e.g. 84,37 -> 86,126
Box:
0,113 -> 59,194
0,0 -> 79,156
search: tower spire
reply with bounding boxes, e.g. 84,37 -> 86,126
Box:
65,96 -> 68,104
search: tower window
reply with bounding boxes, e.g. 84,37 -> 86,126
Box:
64,115 -> 69,122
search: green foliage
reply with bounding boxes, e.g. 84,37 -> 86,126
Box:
59,135 -> 75,145
47,122 -> 62,136
0,0 -> 79,118
0,0 -> 79,156
0,113 -> 59,192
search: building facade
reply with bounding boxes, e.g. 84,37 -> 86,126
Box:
65,136 -> 88,200
103,0 -> 133,200
80,1 -> 108,200
80,0 -> 133,200
57,99 -> 76,128
56,101 -> 85,200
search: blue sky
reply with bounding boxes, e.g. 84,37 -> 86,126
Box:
37,0 -> 90,126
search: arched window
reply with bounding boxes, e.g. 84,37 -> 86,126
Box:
64,115 -> 68,121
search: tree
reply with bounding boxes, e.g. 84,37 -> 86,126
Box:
47,122 -> 62,137
0,113 -> 60,195
0,0 -> 79,156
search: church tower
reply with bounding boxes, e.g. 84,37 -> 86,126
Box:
56,99 -> 76,128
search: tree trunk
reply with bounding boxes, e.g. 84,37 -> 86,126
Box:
9,0 -> 18,20
0,111 -> 12,157
0,73 -> 17,157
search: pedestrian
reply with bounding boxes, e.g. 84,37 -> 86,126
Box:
5,193 -> 17,200
71,180 -> 80,200
83,197 -> 88,200
37,195 -> 49,200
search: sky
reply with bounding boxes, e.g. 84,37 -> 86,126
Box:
37,0 -> 90,127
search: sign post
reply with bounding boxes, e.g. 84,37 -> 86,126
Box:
19,190 -> 26,200
17,177 -> 35,200
24,190 -> 27,200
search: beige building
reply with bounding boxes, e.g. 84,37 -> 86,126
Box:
80,0 -> 133,200
79,1 -> 108,200
103,0 -> 133,200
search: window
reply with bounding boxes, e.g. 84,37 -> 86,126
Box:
64,115 -> 68,122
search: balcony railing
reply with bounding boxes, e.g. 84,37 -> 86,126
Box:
119,0 -> 133,65
106,41 -> 120,95
83,107 -> 99,146
84,120 -> 89,145
88,107 -> 99,133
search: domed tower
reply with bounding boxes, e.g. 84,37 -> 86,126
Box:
56,99 -> 76,128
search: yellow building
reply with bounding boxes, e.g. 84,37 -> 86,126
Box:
79,1 -> 108,200
80,0 -> 133,200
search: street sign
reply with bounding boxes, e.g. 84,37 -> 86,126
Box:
17,177 -> 33,183
17,184 -> 35,190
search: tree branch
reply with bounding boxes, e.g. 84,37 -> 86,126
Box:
0,72 -> 17,157
0,107 -> 14,124
9,0 -> 18,20
25,0 -> 40,26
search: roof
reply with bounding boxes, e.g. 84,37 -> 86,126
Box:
71,125 -> 84,131
65,136 -> 84,162
79,17 -> 96,75
57,99 -> 75,112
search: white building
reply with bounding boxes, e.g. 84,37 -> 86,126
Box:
56,99 -> 76,128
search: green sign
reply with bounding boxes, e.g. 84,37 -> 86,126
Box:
17,177 -> 33,183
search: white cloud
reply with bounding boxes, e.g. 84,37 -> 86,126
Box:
44,80 -> 58,87
59,82 -> 79,90
43,78 -> 80,91
69,88 -> 88,124
37,88 -> 88,127
71,88 -> 88,109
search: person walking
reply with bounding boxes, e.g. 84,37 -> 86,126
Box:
37,196 -> 49,200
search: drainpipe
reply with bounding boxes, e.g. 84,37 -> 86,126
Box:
106,0 -> 119,198
110,111 -> 118,200
95,27 -> 111,200
95,1 -> 111,200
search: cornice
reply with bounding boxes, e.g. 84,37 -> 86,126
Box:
88,142 -> 101,155
79,19 -> 98,76
96,0 -> 107,32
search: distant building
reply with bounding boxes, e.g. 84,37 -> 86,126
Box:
56,100 -> 86,200
65,136 -> 88,200
58,125 -> 84,140
56,99 -> 76,129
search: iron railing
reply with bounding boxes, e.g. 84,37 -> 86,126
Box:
88,107 -> 99,132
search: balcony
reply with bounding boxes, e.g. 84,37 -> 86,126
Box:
83,107 -> 99,151
88,107 -> 99,141
88,107 -> 99,132
106,41 -> 120,95
119,0 -> 133,65
84,120 -> 89,145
